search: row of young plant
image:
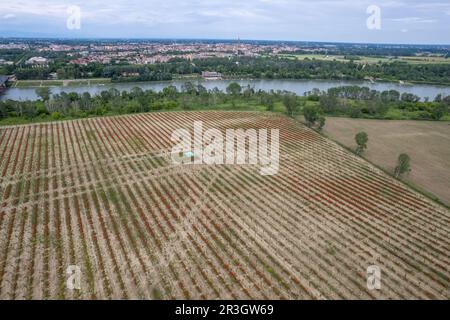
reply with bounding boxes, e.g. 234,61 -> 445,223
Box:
0,112 -> 449,299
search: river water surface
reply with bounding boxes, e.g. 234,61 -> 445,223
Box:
2,79 -> 450,101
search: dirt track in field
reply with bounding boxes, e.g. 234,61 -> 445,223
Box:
323,117 -> 450,206
0,111 -> 449,299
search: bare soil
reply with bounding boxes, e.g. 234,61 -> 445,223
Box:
323,117 -> 450,206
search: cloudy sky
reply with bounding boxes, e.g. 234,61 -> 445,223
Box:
0,0 -> 449,44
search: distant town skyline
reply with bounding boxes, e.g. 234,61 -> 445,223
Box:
1,0 -> 449,45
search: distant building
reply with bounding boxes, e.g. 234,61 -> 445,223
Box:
121,72 -> 140,77
201,71 -> 222,79
70,58 -> 89,66
0,59 -> 14,66
49,72 -> 58,80
26,56 -> 48,67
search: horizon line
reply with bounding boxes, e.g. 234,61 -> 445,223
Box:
1,36 -> 450,47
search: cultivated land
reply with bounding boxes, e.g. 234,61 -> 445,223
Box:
0,111 -> 449,299
323,117 -> 450,207
280,54 -> 450,65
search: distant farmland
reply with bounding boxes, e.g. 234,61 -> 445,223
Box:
0,111 -> 449,299
280,53 -> 450,65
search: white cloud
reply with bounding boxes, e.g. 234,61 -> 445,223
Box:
0,0 -> 448,43
413,2 -> 450,9
2,13 -> 16,19
390,17 -> 437,23
0,1 -> 67,17
380,1 -> 406,8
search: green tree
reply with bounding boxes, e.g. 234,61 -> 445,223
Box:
162,85 -> 178,99
35,87 -> 51,101
394,153 -> 411,178
355,131 -> 368,155
226,82 -> 242,95
179,95 -> 193,110
243,85 -> 254,98
197,84 -> 207,95
283,93 -> 299,118
349,106 -> 362,118
130,87 -> 143,99
182,82 -> 196,95
303,104 -> 324,128
124,100 -> 141,114
22,102 -> 37,120
36,101 -> 48,115
317,115 -> 326,131
401,93 -> 420,103
80,92 -> 92,111
319,94 -> 338,113
261,93 -> 275,111
0,103 -> 6,120
365,99 -> 389,116
430,103 -> 448,120
380,90 -> 400,103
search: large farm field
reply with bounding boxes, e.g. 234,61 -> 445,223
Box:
0,111 -> 449,299
323,117 -> 450,207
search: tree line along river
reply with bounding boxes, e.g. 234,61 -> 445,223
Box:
1,79 -> 450,101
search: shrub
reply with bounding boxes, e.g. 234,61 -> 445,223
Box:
51,112 -> 62,120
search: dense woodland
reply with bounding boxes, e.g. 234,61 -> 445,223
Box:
0,83 -> 449,125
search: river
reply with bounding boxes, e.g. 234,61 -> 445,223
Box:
1,79 -> 450,101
